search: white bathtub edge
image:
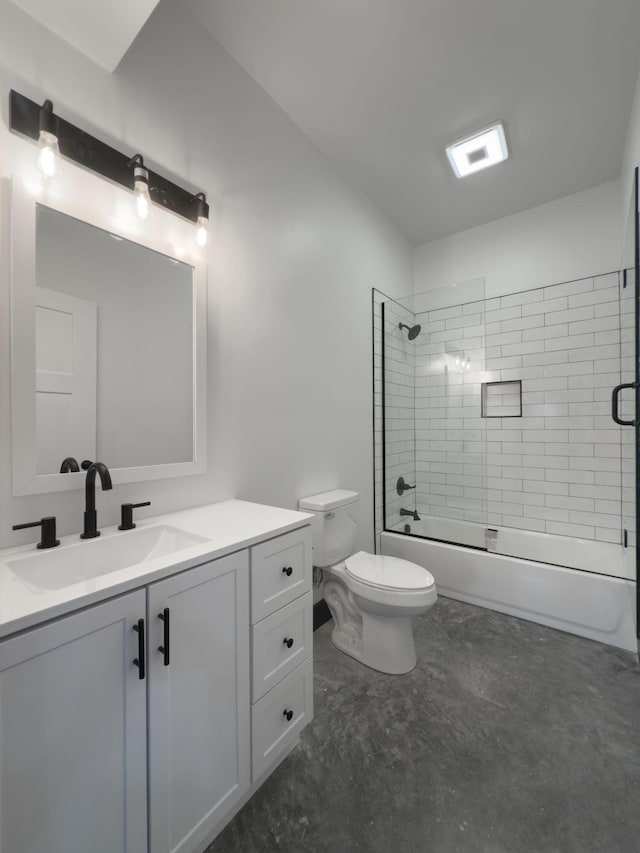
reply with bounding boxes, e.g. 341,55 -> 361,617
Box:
381,532 -> 637,654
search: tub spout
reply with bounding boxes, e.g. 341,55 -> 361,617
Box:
400,507 -> 420,521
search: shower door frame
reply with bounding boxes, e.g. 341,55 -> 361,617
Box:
634,167 -> 639,647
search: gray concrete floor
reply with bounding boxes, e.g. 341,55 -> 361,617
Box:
208,597 -> 640,853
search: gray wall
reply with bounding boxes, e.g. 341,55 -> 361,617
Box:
0,0 -> 413,549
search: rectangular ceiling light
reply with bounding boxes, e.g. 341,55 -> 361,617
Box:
446,122 -> 509,178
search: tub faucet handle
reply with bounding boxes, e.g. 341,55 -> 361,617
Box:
396,476 -> 416,496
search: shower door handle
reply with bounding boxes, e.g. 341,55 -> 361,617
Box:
611,382 -> 638,426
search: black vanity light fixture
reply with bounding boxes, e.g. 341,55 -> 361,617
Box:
9,90 -> 210,242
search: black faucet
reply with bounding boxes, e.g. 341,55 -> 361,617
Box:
400,507 -> 420,521
81,462 -> 113,539
60,456 -> 80,473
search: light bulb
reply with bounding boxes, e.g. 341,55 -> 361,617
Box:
37,130 -> 61,179
133,164 -> 151,221
135,180 -> 151,220
196,214 -> 208,248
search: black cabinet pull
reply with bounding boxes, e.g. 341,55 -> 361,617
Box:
133,618 -> 145,680
282,566 -> 293,577
283,709 -> 293,722
283,637 -> 294,649
158,608 -> 170,666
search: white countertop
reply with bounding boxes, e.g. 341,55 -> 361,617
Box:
0,500 -> 312,640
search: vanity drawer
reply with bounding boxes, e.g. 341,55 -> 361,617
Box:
252,591 -> 312,701
251,657 -> 313,781
250,526 -> 312,622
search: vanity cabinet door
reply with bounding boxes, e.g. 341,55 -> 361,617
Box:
0,590 -> 147,853
147,551 -> 250,853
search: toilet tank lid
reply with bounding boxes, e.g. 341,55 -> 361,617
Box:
299,489 -> 359,511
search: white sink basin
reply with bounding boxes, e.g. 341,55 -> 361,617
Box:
7,525 -> 209,590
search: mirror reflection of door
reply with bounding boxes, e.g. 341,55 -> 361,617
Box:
35,286 -> 97,474
35,206 -> 194,472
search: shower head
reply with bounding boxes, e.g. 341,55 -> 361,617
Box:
399,322 -> 421,341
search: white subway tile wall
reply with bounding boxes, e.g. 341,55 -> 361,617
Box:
413,272 -> 626,544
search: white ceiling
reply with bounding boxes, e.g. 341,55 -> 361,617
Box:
10,0 -> 161,71
185,0 -> 640,245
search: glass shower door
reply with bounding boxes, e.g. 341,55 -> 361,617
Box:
381,298 -> 418,533
382,282 -> 488,549
619,167 -> 639,647
414,295 -> 488,548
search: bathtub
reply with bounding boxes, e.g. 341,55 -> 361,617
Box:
381,524 -> 637,653
387,514 -> 635,579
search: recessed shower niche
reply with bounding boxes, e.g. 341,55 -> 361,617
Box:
481,380 -> 522,418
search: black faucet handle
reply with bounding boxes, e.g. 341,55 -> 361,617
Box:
13,516 -> 60,549
396,476 -> 416,495
119,501 -> 151,531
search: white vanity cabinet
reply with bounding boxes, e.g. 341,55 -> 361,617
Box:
0,590 -> 148,853
249,526 -> 314,781
147,551 -> 250,853
0,504 -> 313,853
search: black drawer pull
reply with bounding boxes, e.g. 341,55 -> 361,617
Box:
283,637 -> 294,649
283,709 -> 293,722
158,608 -> 170,666
282,566 -> 293,577
133,618 -> 145,680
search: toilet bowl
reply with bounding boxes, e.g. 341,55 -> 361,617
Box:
323,552 -> 436,674
298,489 -> 437,675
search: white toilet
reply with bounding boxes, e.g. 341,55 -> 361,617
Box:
298,489 -> 437,674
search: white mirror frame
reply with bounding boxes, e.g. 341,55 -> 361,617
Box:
9,144 -> 207,495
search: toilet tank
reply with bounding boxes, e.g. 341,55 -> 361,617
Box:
298,489 -> 359,567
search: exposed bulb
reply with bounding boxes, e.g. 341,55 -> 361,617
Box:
135,181 -> 151,220
133,166 -> 151,221
37,130 -> 61,179
196,214 -> 208,248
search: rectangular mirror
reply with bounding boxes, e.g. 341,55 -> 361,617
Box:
10,159 -> 206,495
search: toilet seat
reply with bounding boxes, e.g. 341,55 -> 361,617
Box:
345,551 -> 434,592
